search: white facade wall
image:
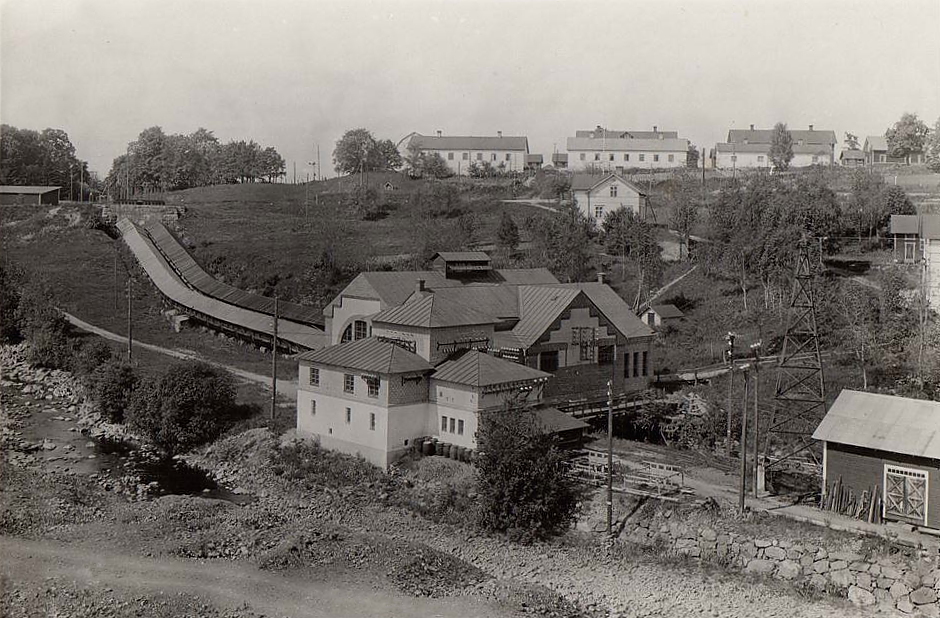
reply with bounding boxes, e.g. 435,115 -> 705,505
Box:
573,178 -> 644,222
431,382 -> 480,449
420,149 -> 526,176
328,297 -> 381,344
568,149 -> 687,172
715,151 -> 771,169
371,323 -> 431,360
927,238 -> 940,314
297,389 -> 389,466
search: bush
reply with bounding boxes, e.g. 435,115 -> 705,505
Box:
72,338 -> 113,377
0,264 -> 22,344
87,359 -> 138,423
26,326 -> 75,370
475,401 -> 580,542
269,439 -> 388,490
126,361 -> 239,455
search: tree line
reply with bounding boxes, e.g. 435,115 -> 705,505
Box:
0,125 -> 91,197
105,126 -> 286,197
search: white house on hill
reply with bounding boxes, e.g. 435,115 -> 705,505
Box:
401,131 -> 529,176
570,173 -> 646,222
714,124 -> 836,169
566,126 -> 690,172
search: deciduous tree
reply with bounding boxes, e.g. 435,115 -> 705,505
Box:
886,112 -> 929,162
926,117 -> 940,172
495,211 -> 520,254
768,122 -> 794,170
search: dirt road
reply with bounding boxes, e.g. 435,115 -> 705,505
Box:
63,312 -> 298,400
0,536 -> 504,618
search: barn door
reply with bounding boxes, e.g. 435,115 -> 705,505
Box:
884,465 -> 928,525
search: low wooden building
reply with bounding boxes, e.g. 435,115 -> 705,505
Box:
643,304 -> 684,328
814,390 -> 940,529
0,185 -> 60,206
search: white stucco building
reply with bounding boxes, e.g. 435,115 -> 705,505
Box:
401,132 -> 529,176
566,126 -> 690,172
713,125 -> 836,169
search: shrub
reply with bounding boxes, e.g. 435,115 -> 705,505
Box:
475,400 -> 580,542
126,361 -> 239,455
26,326 -> 75,370
72,338 -> 113,377
0,264 -> 22,344
87,359 -> 138,423
269,439 -> 388,490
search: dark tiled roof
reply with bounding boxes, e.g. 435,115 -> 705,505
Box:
840,149 -> 865,160
890,215 -> 920,235
408,134 -> 528,152
574,129 -> 680,139
727,129 -> 837,145
650,304 -> 684,319
551,153 -> 569,162
371,292 -> 498,328
512,286 -> 581,347
549,283 -> 655,340
566,137 -> 689,152
570,173 -> 645,194
432,251 -> 491,262
432,350 -> 549,388
296,337 -> 432,374
526,154 -> 544,163
864,136 -> 887,152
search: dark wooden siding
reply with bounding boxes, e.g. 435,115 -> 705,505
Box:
826,442 -> 940,528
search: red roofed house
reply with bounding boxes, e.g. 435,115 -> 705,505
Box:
402,131 -> 529,176
298,251 -> 652,466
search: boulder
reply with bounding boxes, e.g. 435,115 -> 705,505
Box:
744,559 -> 776,575
831,551 -> 863,563
813,560 -> 830,574
778,560 -> 801,580
891,582 -> 912,600
700,528 -> 717,541
847,586 -> 876,607
856,572 -> 873,590
830,560 -> 848,571
764,546 -> 787,561
754,539 -> 772,548
896,598 -> 915,614
830,569 -> 855,587
910,587 -> 938,605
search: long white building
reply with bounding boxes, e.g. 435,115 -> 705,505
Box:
402,131 -> 529,176
713,124 -> 836,169
565,126 -> 690,172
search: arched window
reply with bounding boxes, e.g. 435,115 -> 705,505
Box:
341,324 -> 353,343
354,320 -> 368,340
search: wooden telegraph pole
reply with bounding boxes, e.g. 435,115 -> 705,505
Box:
606,379 -> 613,536
725,332 -> 736,457
126,278 -> 133,361
751,341 -> 762,497
270,296 -> 279,421
739,364 -> 751,514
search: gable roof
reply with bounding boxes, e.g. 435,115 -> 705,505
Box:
727,129 -> 836,145
840,149 -> 865,160
574,129 -> 680,140
408,134 -> 528,153
889,214 -> 940,239
533,406 -> 591,433
554,282 -> 655,339
0,185 -> 60,195
432,349 -> 550,389
526,154 -> 544,164
650,304 -> 684,319
551,153 -> 569,163
570,173 -> 645,194
432,251 -> 490,262
295,337 -> 432,375
864,136 -> 887,152
371,292 -> 498,328
813,390 -> 940,459
566,137 -> 689,153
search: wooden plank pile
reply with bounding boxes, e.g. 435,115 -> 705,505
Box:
820,476 -> 882,524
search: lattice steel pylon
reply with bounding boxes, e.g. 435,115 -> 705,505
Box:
765,239 -> 826,470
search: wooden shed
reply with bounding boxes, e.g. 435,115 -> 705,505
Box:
0,186 -> 60,206
814,390 -> 940,529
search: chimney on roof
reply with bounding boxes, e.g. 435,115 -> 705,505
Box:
597,272 -> 606,285
497,130 -> 502,138
653,125 -> 658,133
416,279 -> 426,293
809,124 -> 814,131
436,130 -> 442,138
750,124 -> 755,131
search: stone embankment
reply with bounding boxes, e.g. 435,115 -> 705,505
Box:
624,509 -> 940,614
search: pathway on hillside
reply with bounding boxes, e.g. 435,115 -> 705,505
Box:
501,198 -> 559,212
0,536 -> 502,618
63,313 -> 297,400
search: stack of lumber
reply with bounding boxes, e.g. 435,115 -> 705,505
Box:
820,476 -> 882,524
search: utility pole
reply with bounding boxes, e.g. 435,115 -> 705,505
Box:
725,332 -> 736,458
126,278 -> 133,361
751,340 -> 763,497
739,364 -> 750,514
113,252 -> 118,312
271,296 -> 279,421
919,255 -> 928,380
293,161 -> 297,185
606,379 -> 613,536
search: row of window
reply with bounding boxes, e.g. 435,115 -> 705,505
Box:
340,320 -> 369,343
536,348 -> 648,375
309,367 -> 379,398
309,399 -> 378,431
728,154 -> 819,163
579,152 -> 675,163
443,152 -> 515,162
441,415 -> 465,436
626,350 -> 649,378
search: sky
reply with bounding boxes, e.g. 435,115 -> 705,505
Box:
2,0 -> 939,177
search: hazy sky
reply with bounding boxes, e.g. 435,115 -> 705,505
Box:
2,0 -> 938,176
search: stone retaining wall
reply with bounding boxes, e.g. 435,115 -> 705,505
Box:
623,515 -> 940,613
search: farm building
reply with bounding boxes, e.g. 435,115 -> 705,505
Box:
401,131 -> 529,176
864,135 -> 926,166
570,173 -> 647,222
0,185 -> 60,205
643,304 -> 684,328
814,390 -> 940,529
566,126 -> 690,172
551,152 -> 568,169
713,125 -> 836,169
839,149 -> 865,167
526,154 -> 543,171
889,214 -> 940,311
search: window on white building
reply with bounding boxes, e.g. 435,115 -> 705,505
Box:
476,153 -> 482,161
757,155 -> 764,163
354,320 -> 368,340
366,377 -> 379,398
653,154 -> 660,162
462,152 -> 469,160
624,153 -> 629,161
441,416 -> 447,431
731,155 -> 738,162
309,367 -> 319,386
812,155 -> 819,163
345,407 -> 351,423
594,153 -> 600,161
447,152 -> 454,160
370,412 -> 376,431
311,399 -> 316,415
505,153 -> 511,161
579,153 -> 586,161
668,154 -> 674,162
344,374 -> 355,393
491,153 -> 497,161
458,420 -> 464,435
449,417 -> 456,433
639,154 -> 645,162
340,324 -> 353,343
610,185 -> 618,197
609,153 -> 615,161
594,206 -> 604,219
